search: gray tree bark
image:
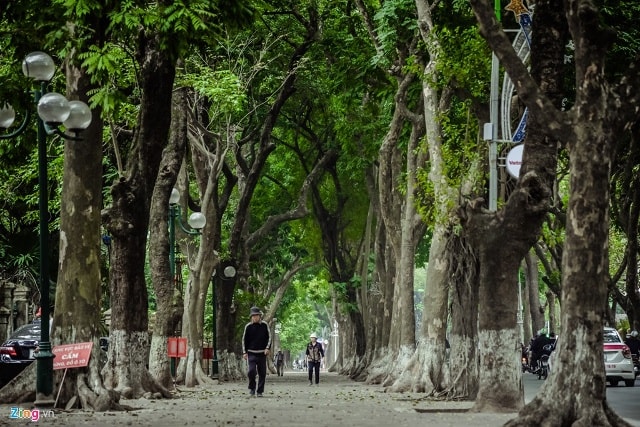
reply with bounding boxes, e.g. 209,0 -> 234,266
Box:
148,87 -> 189,388
471,0 -> 640,422
102,33 -> 174,399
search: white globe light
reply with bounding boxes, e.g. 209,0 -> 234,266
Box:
63,101 -> 92,130
0,104 -> 16,128
188,212 -> 206,230
37,93 -> 70,124
223,265 -> 236,278
169,188 -> 180,205
22,52 -> 56,82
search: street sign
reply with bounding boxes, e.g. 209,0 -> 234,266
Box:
52,342 -> 93,370
168,337 -> 187,358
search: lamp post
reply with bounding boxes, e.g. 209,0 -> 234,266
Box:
211,262 -> 236,379
168,188 -> 206,291
331,318 -> 338,364
167,188 -> 205,377
0,51 -> 92,406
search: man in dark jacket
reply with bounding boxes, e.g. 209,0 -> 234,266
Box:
242,307 -> 271,397
275,350 -> 285,376
529,330 -> 551,371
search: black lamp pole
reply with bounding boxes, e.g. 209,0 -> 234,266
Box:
0,52 -> 93,407
34,82 -> 55,406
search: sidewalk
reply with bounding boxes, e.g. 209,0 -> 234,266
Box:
1,371 -> 518,426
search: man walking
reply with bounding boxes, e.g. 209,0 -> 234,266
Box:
275,350 -> 285,376
306,333 -> 324,385
242,307 -> 271,397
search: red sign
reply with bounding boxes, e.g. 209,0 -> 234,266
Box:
52,342 -> 93,370
168,337 -> 187,358
202,347 -> 213,359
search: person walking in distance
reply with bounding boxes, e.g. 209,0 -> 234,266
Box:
242,307 -> 271,397
306,333 -> 324,385
275,350 -> 285,376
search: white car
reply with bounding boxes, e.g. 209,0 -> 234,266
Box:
603,327 -> 635,387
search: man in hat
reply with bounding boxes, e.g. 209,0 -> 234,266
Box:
306,333 -> 324,385
242,307 -> 271,397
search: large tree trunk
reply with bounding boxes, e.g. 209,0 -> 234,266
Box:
147,88 -> 188,388
50,57 -> 120,411
465,0 -> 563,412
446,232 -> 480,399
386,0 -> 464,393
501,0 -> 633,423
178,273 -> 212,387
102,34 -> 174,399
525,251 -> 545,337
471,0 -> 640,423
387,226 -> 449,393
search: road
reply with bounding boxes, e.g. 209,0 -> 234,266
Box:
524,372 -> 640,426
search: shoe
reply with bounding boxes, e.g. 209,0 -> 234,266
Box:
257,393 -> 263,397
249,389 -> 255,396
309,381 -> 313,386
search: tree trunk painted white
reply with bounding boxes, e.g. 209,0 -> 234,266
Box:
102,33 -> 177,400
179,274 -> 213,387
471,0 -> 640,422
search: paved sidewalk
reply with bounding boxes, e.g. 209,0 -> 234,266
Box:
1,371 -> 519,426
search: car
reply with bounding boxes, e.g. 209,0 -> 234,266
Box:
0,321 -> 41,387
604,327 -> 635,387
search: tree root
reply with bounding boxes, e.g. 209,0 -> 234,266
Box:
0,362 -> 36,404
505,396 -> 632,427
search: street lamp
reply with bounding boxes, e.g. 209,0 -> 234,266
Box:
331,318 -> 339,364
0,51 -> 92,406
168,188 -> 206,292
211,261 -> 236,379
168,188 -> 205,377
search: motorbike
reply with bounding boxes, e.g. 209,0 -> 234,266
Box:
537,354 -> 550,380
632,353 -> 640,378
521,343 -> 554,379
536,343 -> 556,380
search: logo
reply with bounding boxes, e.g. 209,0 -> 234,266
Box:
9,407 -> 55,422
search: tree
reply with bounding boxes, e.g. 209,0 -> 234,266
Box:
147,87 -> 189,389
49,56 -> 120,410
100,0 -> 255,396
471,0 -> 640,422
462,0 -> 565,410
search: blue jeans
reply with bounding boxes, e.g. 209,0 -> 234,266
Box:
308,361 -> 321,384
247,353 -> 267,393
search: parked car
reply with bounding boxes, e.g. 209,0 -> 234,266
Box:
0,321 -> 41,387
604,327 -> 635,387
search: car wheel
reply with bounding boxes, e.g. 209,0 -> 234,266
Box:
609,380 -> 619,387
625,379 -> 635,387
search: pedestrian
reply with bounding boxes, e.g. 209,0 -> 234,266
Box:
529,329 -> 550,372
625,330 -> 640,356
242,307 -> 271,397
275,349 -> 285,376
306,333 -> 324,385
